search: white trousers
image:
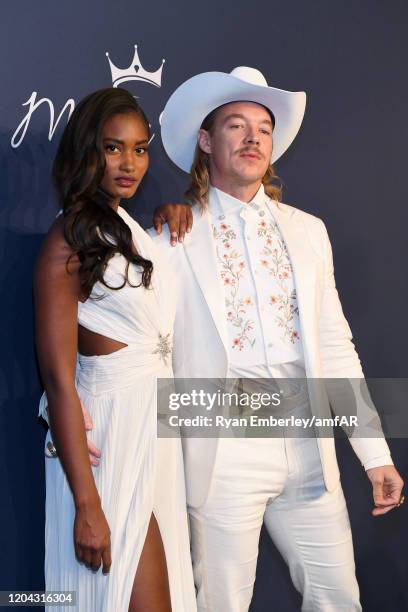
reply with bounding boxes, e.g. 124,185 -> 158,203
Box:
189,432 -> 361,612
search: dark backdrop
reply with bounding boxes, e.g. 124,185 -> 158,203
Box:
0,1 -> 407,610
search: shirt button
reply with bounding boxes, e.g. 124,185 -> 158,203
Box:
218,214 -> 225,220
259,211 -> 265,217
246,235 -> 251,240
268,342 -> 273,348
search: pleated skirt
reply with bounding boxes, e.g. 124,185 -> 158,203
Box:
44,348 -> 196,611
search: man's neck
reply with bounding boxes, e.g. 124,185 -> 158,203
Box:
210,178 -> 262,204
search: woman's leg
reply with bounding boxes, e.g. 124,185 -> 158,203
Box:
128,513 -> 172,612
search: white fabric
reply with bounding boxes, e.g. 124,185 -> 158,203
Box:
210,184 -> 304,372
41,207 -> 196,612
148,192 -> 392,611
149,194 -> 393,508
190,427 -> 361,611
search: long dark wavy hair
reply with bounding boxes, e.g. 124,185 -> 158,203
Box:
53,87 -> 153,296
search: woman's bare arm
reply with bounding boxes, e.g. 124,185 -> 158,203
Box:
33,217 -> 111,574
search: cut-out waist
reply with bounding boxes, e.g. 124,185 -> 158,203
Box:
77,340 -> 173,395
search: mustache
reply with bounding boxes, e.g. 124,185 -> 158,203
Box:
236,146 -> 265,159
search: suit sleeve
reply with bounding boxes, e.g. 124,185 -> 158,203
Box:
318,220 -> 393,469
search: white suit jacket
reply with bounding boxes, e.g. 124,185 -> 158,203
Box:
150,197 -> 392,508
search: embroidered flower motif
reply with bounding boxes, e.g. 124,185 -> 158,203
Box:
212,212 -> 300,352
258,219 -> 301,344
212,221 -> 255,351
257,221 -> 269,237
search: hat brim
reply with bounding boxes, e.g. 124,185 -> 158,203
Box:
160,71 -> 306,172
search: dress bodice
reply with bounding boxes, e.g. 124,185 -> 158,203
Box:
38,207 -> 176,421
77,206 -> 175,351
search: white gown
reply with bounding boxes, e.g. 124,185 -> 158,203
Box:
38,207 -> 196,611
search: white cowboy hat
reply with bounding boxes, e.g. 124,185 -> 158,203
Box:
160,66 -> 306,172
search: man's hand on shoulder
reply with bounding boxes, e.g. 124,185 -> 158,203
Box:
153,202 -> 193,246
366,464 -> 404,516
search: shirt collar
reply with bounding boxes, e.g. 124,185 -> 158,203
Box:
209,184 -> 267,219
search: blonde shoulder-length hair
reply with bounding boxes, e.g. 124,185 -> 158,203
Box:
185,106 -> 282,210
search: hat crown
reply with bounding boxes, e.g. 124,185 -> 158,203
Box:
230,66 -> 268,87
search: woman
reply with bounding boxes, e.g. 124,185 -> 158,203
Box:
34,88 -> 196,611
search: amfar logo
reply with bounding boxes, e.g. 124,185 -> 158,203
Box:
11,45 -> 165,148
106,45 -> 165,88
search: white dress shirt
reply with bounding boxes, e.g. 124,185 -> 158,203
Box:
209,185 -> 305,380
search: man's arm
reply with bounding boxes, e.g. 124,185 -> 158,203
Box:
318,219 -> 389,446
318,220 -> 365,379
317,220 -> 403,514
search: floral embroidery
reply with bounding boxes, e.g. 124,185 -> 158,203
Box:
212,201 -> 301,357
258,218 -> 300,344
212,222 -> 255,351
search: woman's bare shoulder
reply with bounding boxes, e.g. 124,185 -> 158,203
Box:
34,214 -> 80,280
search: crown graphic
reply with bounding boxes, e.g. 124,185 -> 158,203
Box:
106,45 -> 165,88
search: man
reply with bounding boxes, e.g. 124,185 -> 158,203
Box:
69,66 -> 403,610
149,66 -> 404,611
